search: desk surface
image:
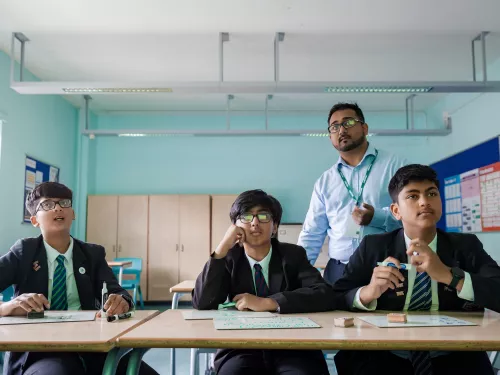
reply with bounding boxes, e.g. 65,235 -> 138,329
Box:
117,309 -> 500,351
107,261 -> 132,268
170,280 -> 196,293
0,310 -> 159,352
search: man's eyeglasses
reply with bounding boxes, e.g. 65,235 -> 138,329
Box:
238,212 -> 273,224
36,199 -> 72,213
328,118 -> 364,134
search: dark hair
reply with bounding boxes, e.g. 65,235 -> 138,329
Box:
26,182 -> 73,216
229,189 -> 283,227
388,164 -> 440,203
327,102 -> 365,125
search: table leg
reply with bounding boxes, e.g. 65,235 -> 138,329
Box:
118,267 -> 124,285
126,348 -> 150,375
171,292 -> 183,375
102,347 -> 131,375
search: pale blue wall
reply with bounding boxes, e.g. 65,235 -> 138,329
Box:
86,112 -> 429,228
0,51 -> 78,255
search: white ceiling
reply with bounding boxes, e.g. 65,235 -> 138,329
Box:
1,0 -> 500,112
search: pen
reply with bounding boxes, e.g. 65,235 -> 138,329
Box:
377,262 -> 412,270
101,282 -> 108,317
107,311 -> 134,322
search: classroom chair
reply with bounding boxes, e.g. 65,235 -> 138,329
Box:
0,286 -> 14,367
111,257 -> 145,309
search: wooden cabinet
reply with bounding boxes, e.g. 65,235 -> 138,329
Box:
210,195 -> 238,253
147,195 -> 210,301
278,224 -> 329,268
87,195 -> 149,299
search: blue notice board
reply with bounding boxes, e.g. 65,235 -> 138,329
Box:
24,156 -> 60,222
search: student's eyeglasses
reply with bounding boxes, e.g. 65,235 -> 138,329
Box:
328,118 -> 363,133
35,199 -> 72,213
238,212 -> 273,224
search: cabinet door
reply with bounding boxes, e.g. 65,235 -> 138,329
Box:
148,195 -> 180,301
86,195 -> 118,261
210,195 -> 238,253
179,195 -> 211,288
117,195 -> 149,299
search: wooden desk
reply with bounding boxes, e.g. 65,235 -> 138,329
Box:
119,309 -> 500,352
107,261 -> 132,285
0,310 -> 159,375
168,280 -> 196,375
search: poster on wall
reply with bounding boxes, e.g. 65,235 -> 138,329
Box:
444,161 -> 500,233
460,169 -> 482,233
444,176 -> 462,232
23,156 -> 60,223
480,162 -> 500,232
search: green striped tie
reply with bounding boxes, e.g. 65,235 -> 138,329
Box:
51,255 -> 68,310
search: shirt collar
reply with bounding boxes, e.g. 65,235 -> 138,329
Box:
336,142 -> 377,168
245,247 -> 273,272
403,232 -> 437,253
44,237 -> 74,264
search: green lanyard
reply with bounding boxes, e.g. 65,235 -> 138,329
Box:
337,149 -> 378,206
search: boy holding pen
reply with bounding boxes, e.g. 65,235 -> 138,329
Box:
0,182 -> 157,375
332,164 -> 500,375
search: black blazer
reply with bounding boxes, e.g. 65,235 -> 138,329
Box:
192,238 -> 340,314
0,235 -> 132,375
333,229 -> 500,313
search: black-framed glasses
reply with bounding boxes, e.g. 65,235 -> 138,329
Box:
328,118 -> 364,133
36,199 -> 72,213
238,212 -> 273,224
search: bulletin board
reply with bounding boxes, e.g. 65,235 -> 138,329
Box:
430,136 -> 500,233
23,156 -> 60,222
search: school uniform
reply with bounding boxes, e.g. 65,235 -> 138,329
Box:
193,238 -> 342,375
332,229 -> 500,375
0,235 -> 157,375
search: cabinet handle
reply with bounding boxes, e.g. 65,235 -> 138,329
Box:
112,245 -> 116,253
181,245 -> 184,252
176,244 -> 179,252
118,244 -> 122,252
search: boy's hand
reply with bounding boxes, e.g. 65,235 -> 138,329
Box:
0,293 -> 50,316
359,257 -> 405,306
407,239 -> 451,283
233,293 -> 278,312
213,225 -> 246,259
97,294 -> 130,317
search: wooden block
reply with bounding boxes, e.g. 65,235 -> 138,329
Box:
334,317 -> 354,327
387,313 -> 407,323
27,310 -> 45,319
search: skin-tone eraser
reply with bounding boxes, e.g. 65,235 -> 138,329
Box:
334,317 -> 355,327
387,313 -> 407,323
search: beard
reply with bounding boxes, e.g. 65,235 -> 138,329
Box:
334,134 -> 366,152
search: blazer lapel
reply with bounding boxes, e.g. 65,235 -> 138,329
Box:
232,247 -> 256,295
72,240 -> 95,310
29,238 -> 49,298
268,244 -> 284,294
393,229 -> 409,262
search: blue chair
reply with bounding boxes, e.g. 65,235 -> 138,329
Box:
111,258 -> 144,309
0,286 -> 14,367
1,285 -> 14,302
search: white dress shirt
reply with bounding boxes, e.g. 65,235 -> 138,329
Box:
45,238 -> 82,310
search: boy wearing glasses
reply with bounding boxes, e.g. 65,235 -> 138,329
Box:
298,102 -> 409,284
193,189 -> 339,375
0,182 -> 157,375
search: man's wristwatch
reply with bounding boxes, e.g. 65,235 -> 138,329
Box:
449,267 -> 465,289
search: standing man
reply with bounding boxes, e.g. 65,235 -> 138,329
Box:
298,102 -> 408,284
